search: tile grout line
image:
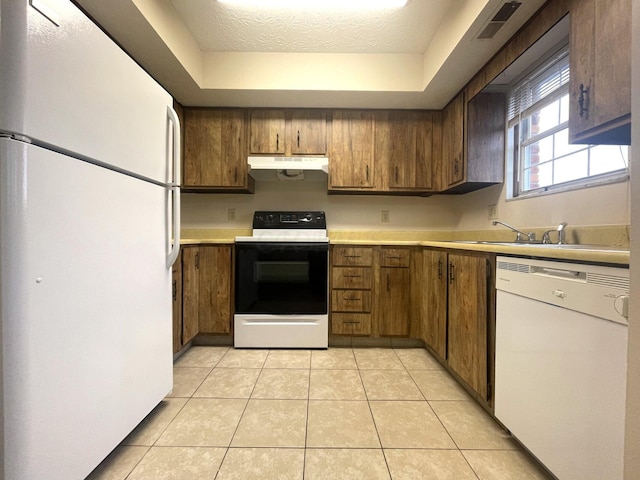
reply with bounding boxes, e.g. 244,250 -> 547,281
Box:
359,348 -> 394,480
212,348 -> 268,479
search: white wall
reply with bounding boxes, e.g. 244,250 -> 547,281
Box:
181,176 -> 629,232
451,179 -> 630,231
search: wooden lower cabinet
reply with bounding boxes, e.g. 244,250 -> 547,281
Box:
378,247 -> 412,337
172,251 -> 184,354
421,248 -> 494,405
422,249 -> 447,359
180,246 -> 200,349
447,253 -> 489,400
330,246 -> 374,336
330,245 -> 413,338
197,246 -> 232,334
174,244 -> 233,352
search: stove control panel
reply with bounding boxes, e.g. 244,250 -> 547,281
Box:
253,211 -> 326,229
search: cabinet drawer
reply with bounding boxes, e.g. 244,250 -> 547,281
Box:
331,290 -> 372,312
332,247 -> 373,266
381,248 -> 410,267
332,267 -> 372,289
331,313 -> 372,336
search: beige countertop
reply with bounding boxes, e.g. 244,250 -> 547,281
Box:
179,226 -> 630,266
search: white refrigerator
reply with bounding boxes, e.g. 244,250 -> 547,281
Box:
0,1 -> 180,479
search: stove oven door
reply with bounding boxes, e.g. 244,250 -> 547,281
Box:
234,241 -> 329,348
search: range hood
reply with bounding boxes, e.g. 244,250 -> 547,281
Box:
248,156 -> 329,182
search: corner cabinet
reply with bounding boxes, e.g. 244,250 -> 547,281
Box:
440,93 -> 465,191
569,0 -> 631,145
328,111 -> 375,191
421,248 -> 496,407
182,108 -> 254,192
175,244 -> 233,352
439,92 -> 505,194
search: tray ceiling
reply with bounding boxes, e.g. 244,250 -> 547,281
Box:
75,0 -> 550,109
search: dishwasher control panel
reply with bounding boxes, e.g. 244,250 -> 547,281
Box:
496,257 -> 629,325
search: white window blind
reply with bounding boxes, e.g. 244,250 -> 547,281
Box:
507,46 -> 570,121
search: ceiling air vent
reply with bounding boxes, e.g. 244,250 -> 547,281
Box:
477,1 -> 522,40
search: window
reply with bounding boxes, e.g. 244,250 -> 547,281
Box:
507,45 -> 629,198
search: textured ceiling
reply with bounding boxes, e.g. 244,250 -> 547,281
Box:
169,0 -> 450,53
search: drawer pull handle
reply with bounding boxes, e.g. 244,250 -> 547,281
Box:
386,255 -> 402,259
343,274 -> 362,278
343,321 -> 361,324
344,297 -> 360,301
343,254 -> 362,258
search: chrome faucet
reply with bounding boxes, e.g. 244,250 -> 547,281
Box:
542,222 -> 569,244
492,220 -> 537,243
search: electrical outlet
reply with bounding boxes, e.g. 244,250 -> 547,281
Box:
488,204 -> 498,220
381,210 -> 390,223
228,208 -> 236,221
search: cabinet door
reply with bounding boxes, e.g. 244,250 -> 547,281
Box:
291,111 -> 327,155
172,251 -> 183,354
466,92 -> 505,185
250,110 -> 286,154
569,0 -> 631,144
441,93 -> 465,188
181,246 -> 200,345
198,245 -> 232,334
423,250 -> 447,359
329,111 -> 375,189
376,111 -> 434,191
378,267 -> 410,336
447,254 -> 487,399
183,109 -> 247,188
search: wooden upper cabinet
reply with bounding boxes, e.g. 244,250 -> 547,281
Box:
249,109 -> 327,155
328,111 -> 375,190
465,92 -> 506,188
183,109 -> 252,191
249,110 -> 286,154
375,111 -> 434,192
569,0 -> 631,145
291,110 -> 327,155
438,91 -> 505,194
441,92 -> 465,189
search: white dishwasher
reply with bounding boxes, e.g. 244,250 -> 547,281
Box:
494,256 -> 629,480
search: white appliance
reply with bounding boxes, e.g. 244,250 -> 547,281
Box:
235,211 -> 329,348
494,257 -> 629,480
247,156 -> 329,182
0,1 -> 180,479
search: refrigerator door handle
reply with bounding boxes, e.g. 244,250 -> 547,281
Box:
166,105 -> 181,268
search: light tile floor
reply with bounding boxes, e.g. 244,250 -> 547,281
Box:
86,347 -> 553,480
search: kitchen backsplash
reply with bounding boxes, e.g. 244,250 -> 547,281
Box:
181,172 -> 630,237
